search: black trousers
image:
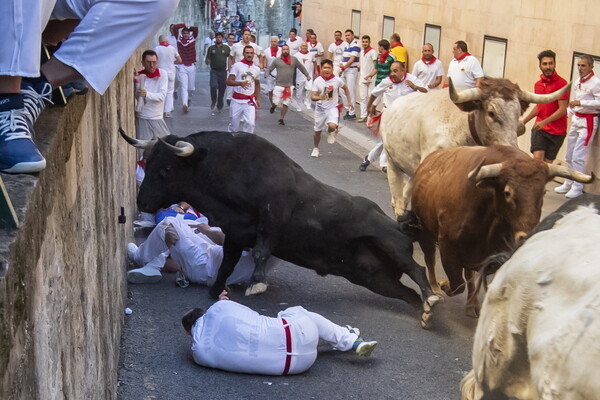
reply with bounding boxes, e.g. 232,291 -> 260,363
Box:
210,69 -> 227,110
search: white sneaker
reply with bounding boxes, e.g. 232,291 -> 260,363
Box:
311,147 -> 319,157
127,265 -> 162,284
554,182 -> 572,194
565,187 -> 583,199
127,243 -> 138,262
354,340 -> 378,357
327,131 -> 336,144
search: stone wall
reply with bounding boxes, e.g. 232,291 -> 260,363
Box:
0,59 -> 137,398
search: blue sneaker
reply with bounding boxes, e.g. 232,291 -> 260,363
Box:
20,78 -> 53,131
0,95 -> 46,173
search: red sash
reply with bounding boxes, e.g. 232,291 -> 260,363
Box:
233,92 -> 256,106
281,318 -> 292,375
282,87 -> 292,99
574,112 -> 598,146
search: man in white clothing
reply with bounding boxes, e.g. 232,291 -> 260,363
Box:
135,50 -> 169,158
339,29 -> 360,120
411,43 -> 444,90
359,62 -> 427,172
327,31 -> 345,76
293,42 -> 317,111
357,35 -> 378,122
308,33 -> 325,74
154,35 -> 182,118
286,28 -> 303,55
264,36 -> 282,110
227,46 -> 261,133
229,30 -> 260,67
446,40 -> 483,89
555,54 -> 600,199
181,291 -> 378,375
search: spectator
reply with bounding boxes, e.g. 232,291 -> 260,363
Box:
171,24 -> 199,113
0,0 -> 178,174
327,31 -> 345,76
357,35 -> 378,123
205,32 -> 231,112
182,292 -> 378,375
154,35 -> 182,118
310,59 -> 352,157
308,33 -> 325,74
339,29 -> 360,120
389,33 -> 407,65
522,50 -> 569,164
411,43 -> 444,90
446,40 -> 483,89
227,46 -> 261,133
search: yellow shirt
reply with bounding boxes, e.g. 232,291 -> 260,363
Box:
390,44 -> 407,64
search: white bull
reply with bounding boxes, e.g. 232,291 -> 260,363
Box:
380,78 -> 570,217
460,206 -> 600,400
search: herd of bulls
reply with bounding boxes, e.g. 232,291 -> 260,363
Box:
121,76 -> 599,399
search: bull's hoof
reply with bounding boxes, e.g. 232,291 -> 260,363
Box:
245,282 -> 268,296
420,295 -> 440,329
432,288 -> 446,302
425,295 -> 440,310
420,310 -> 434,329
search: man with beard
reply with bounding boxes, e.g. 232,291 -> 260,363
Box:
226,46 -> 261,133
522,50 -> 569,164
267,44 -> 311,125
264,36 -> 282,111
205,32 -> 230,112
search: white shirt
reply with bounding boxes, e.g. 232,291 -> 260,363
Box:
264,46 -> 282,69
569,73 -> 600,115
136,68 -> 168,119
312,75 -> 344,111
293,51 -> 317,79
230,42 -> 260,64
412,58 -> 444,89
360,47 -> 378,80
371,73 -> 425,107
327,41 -> 345,65
286,37 -> 303,55
447,55 -> 484,89
229,61 -> 261,98
154,44 -> 179,74
308,41 -> 324,60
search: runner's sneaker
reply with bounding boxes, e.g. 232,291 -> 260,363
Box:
20,78 -> 53,131
0,94 -> 46,173
352,339 -> 378,357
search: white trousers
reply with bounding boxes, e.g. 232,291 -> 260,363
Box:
358,79 -> 374,119
176,64 -> 196,107
2,0 -> 179,94
367,142 -> 388,167
294,78 -> 312,110
277,306 -> 359,374
228,99 -> 256,133
564,115 -> 598,191
340,67 -> 358,115
164,70 -> 175,112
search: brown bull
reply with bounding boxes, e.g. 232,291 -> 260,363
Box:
410,145 -> 593,317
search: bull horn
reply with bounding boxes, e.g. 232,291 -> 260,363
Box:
468,161 -> 503,182
158,137 -> 195,157
449,77 -> 483,104
548,164 -> 594,183
519,82 -> 571,104
119,128 -> 156,149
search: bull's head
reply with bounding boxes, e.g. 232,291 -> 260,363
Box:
468,158 -> 593,242
120,129 -> 202,213
449,78 -> 571,144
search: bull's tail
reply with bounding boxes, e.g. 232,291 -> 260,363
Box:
397,210 -> 421,242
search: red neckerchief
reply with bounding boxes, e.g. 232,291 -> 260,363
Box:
160,41 -> 170,47
379,51 -> 390,64
421,56 -> 437,65
310,41 -> 318,48
363,46 -> 373,55
138,68 -> 160,78
281,55 -> 291,65
540,70 -> 558,84
299,50 -> 309,55
392,42 -> 404,48
580,71 -> 595,84
289,37 -> 297,42
390,72 -> 407,84
270,46 -> 278,57
241,58 -> 253,66
320,74 -> 335,81
455,52 -> 471,61
334,40 -> 343,46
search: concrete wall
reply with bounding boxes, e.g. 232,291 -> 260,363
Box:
0,58 -> 137,398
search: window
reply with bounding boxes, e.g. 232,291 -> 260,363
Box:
351,10 -> 361,37
382,16 -> 395,41
482,36 -> 507,78
423,24 -> 441,56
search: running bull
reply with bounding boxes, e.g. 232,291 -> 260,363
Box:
121,129 -> 440,328
408,145 -> 593,317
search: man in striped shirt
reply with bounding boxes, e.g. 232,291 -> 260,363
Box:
172,24 -> 199,113
340,29 -> 360,120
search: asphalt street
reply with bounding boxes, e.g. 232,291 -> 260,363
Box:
117,71 -> 568,400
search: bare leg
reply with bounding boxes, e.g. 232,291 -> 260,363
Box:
0,76 -> 22,94
40,58 -> 83,89
532,150 -> 545,162
313,130 -> 321,148
280,104 -> 288,120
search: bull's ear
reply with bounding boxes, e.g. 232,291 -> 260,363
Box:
453,100 -> 482,112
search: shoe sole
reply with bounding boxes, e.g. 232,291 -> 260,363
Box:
127,272 -> 162,284
1,159 -> 47,174
356,342 -> 377,357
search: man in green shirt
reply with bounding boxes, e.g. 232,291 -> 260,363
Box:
365,40 -> 396,86
205,32 -> 231,111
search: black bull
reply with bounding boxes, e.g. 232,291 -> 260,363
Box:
125,130 -> 439,328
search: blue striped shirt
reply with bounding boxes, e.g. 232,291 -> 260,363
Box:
342,39 -> 360,67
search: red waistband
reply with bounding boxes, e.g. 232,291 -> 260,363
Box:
574,112 -> 598,146
281,318 -> 292,375
575,112 -> 598,118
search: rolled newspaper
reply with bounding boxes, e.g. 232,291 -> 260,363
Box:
135,74 -> 146,113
